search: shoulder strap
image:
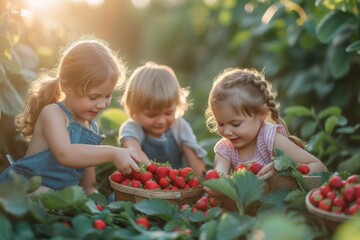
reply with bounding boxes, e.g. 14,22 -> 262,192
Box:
56,102 -> 74,122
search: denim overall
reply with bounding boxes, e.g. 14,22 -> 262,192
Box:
141,130 -> 183,168
0,102 -> 105,190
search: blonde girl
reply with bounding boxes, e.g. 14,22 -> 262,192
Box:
0,37 -> 141,194
119,61 -> 207,176
205,68 -> 327,180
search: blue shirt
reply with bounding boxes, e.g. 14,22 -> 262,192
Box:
0,102 -> 105,190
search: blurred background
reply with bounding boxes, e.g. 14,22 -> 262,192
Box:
1,0 -> 359,196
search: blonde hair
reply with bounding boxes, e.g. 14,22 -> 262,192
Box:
205,68 -> 305,148
121,61 -> 190,118
16,37 -> 125,139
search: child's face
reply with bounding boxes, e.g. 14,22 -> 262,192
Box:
212,105 -> 264,150
133,105 -> 176,138
64,79 -> 115,126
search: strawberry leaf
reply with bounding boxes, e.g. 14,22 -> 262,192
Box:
134,199 -> 179,221
0,181 -> 30,216
232,171 -> 264,207
202,178 -> 238,202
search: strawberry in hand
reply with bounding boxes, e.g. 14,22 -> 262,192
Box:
297,164 -> 310,175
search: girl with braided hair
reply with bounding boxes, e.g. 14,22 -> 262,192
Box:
205,68 -> 327,180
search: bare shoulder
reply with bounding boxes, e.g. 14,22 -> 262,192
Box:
38,103 -> 67,126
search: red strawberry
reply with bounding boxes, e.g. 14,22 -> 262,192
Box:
353,184 -> 360,198
205,170 -> 220,180
297,164 -> 310,175
121,179 -> 131,186
179,167 -> 193,178
188,178 -> 199,187
331,206 -> 343,214
173,176 -> 186,189
195,197 -> 209,211
132,171 -> 142,180
333,196 -> 346,210
156,166 -> 170,180
179,204 -> 190,210
96,204 -> 104,211
146,164 -> 157,174
320,185 -> 331,198
93,219 -> 106,230
318,199 -> 332,211
209,197 -> 219,208
347,175 -> 359,184
309,190 -> 323,207
110,172 -> 125,183
234,163 -> 247,172
348,203 -> 360,215
248,162 -> 263,175
144,180 -> 160,190
131,179 -> 142,188
168,169 -> 179,182
326,191 -> 336,202
136,217 -> 150,229
171,186 -> 178,190
329,176 -> 344,189
159,178 -> 170,189
343,187 -> 355,202
140,172 -> 154,184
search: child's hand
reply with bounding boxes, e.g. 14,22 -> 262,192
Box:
256,162 -> 274,180
113,148 -> 141,175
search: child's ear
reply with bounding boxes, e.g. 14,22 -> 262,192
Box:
259,106 -> 270,121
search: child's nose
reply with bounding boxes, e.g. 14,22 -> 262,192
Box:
223,126 -> 232,136
97,99 -> 108,109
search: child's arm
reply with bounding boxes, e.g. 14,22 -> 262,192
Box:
213,153 -> 232,175
182,146 -> 206,176
121,138 -> 151,164
39,104 -> 141,175
80,167 -> 98,194
273,133 -> 328,173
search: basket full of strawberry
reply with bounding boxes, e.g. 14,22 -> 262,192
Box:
305,174 -> 360,231
109,162 -> 204,206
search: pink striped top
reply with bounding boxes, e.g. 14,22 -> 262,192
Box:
214,122 -> 288,169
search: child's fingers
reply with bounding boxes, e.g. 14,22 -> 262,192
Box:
129,151 -> 141,163
130,160 -> 141,172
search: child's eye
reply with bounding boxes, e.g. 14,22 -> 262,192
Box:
232,124 -> 240,127
89,96 -> 98,100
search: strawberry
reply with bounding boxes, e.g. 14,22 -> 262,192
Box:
96,204 -> 104,211
168,169 -> 179,182
329,176 -> 344,189
320,185 -> 331,198
179,204 -> 190,210
331,206 -> 343,214
347,175 -> 359,184
209,197 -> 219,208
205,170 -> 220,180
348,203 -> 360,215
131,179 -> 142,188
188,178 -> 199,187
136,217 -> 150,230
326,191 -> 336,202
297,164 -> 310,175
234,163 -> 247,172
195,197 -> 209,211
140,172 -> 154,184
93,219 -> 106,230
156,166 -> 170,180
248,162 -> 263,175
318,199 -> 332,211
333,196 -> 346,210
132,171 -> 142,180
343,187 -> 355,202
309,190 -> 323,207
171,186 -> 179,190
159,178 -> 170,189
121,179 -> 131,186
146,164 -> 157,174
179,167 -> 193,178
144,180 -> 161,190
353,184 -> 360,198
173,176 -> 186,189
110,171 -> 125,183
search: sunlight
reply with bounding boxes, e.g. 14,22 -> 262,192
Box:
131,0 -> 151,9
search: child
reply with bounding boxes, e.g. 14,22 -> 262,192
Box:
119,61 -> 207,176
0,37 -> 142,195
205,67 -> 327,180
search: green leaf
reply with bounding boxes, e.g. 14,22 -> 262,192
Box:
71,215 -> 95,238
28,201 -> 58,223
300,120 -> 317,138
284,106 -> 312,117
134,199 -> 179,221
329,41 -> 352,79
27,176 -> 42,193
284,190 -> 307,210
0,181 -> 29,216
273,155 -> 294,171
14,222 -> 34,240
199,220 -> 218,240
337,153 -> 360,173
0,216 -> 12,240
202,178 -> 238,202
36,186 -> 88,211
97,108 -> 127,133
259,189 -> 289,213
232,171 -> 264,206
216,213 -> 250,239
317,106 -> 342,120
346,40 -> 360,52
316,11 -> 355,43
324,115 -> 340,133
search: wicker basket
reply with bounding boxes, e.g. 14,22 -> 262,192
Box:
109,177 -> 205,206
305,189 -> 353,232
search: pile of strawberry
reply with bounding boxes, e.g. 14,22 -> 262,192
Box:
233,162 -> 310,175
309,174 -> 360,216
110,162 -> 200,190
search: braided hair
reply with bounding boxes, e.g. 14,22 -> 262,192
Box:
205,68 -> 305,148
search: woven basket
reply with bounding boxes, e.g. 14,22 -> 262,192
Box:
305,189 -> 353,232
109,177 -> 205,206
